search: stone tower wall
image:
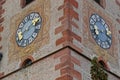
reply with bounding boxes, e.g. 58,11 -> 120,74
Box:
0,0 -> 120,80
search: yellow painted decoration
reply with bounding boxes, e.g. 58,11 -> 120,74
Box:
18,31 -> 23,41
32,18 -> 39,26
107,30 -> 111,35
94,25 -> 99,35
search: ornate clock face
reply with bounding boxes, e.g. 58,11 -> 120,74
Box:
89,14 -> 112,49
16,12 -> 42,47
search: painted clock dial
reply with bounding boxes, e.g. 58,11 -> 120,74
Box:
89,14 -> 112,49
16,12 -> 42,47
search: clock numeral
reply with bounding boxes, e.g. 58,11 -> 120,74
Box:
17,29 -> 22,34
96,15 -> 100,21
17,39 -> 24,46
108,38 -> 112,43
19,23 -> 24,28
96,39 -> 101,45
22,40 -> 28,47
24,16 -> 29,23
33,13 -> 40,19
103,42 -> 107,48
90,19 -> 95,25
32,32 -> 37,38
93,35 -> 97,39
104,24 -> 108,29
101,19 -> 105,25
22,40 -> 26,47
30,13 -> 35,20
16,37 -> 19,41
35,25 -> 41,29
90,25 -> 94,30
28,37 -> 34,44
107,38 -> 112,45
91,15 -> 97,22
101,42 -> 106,48
105,41 -> 110,48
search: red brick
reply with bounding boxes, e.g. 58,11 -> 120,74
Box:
116,0 -> 120,7
70,31 -> 82,43
56,0 -> 79,47
67,42 -> 83,53
60,53 -> 71,63
55,25 -> 63,34
0,0 -> 6,5
0,72 -> 4,78
55,59 -> 74,70
60,53 -> 80,66
56,36 -> 67,46
0,6 -> 2,10
60,66 -> 82,80
62,30 -> 81,43
100,0 -> 106,8
56,29 -> 82,46
0,26 -> 3,32
55,25 -> 67,34
61,66 -> 72,75
71,56 -> 80,66
62,30 -> 71,39
70,20 -> 79,28
55,21 -> 79,35
58,2 -> 73,11
54,48 -> 71,59
56,74 -> 73,80
0,9 -> 5,15
56,30 -> 71,46
0,46 -> 2,50
0,17 -> 4,23
71,68 -> 82,80
116,18 -> 120,24
20,0 -> 26,8
0,36 -> 2,41
61,8 -> 75,20
64,0 -> 78,8
58,4 -> 64,11
63,7 -> 79,20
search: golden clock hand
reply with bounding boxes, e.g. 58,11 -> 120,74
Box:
94,25 -> 98,30
94,25 -> 99,35
106,28 -> 111,35
32,18 -> 39,26
19,18 -> 39,36
18,31 -> 23,41
107,30 -> 111,35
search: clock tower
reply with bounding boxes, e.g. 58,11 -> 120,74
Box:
0,0 -> 120,80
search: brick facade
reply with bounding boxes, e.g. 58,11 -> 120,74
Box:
0,0 -> 5,50
55,0 -> 81,47
0,0 -> 5,77
54,48 -> 81,80
0,0 -> 120,80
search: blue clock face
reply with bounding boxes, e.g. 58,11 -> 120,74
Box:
16,12 -> 42,47
89,14 -> 112,49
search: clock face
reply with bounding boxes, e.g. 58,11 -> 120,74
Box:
16,12 -> 42,47
89,14 -> 112,49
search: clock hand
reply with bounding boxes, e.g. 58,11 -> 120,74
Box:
18,31 -> 23,41
94,25 -> 99,35
106,28 -> 111,35
18,18 -> 40,40
25,18 -> 39,31
32,18 -> 39,26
